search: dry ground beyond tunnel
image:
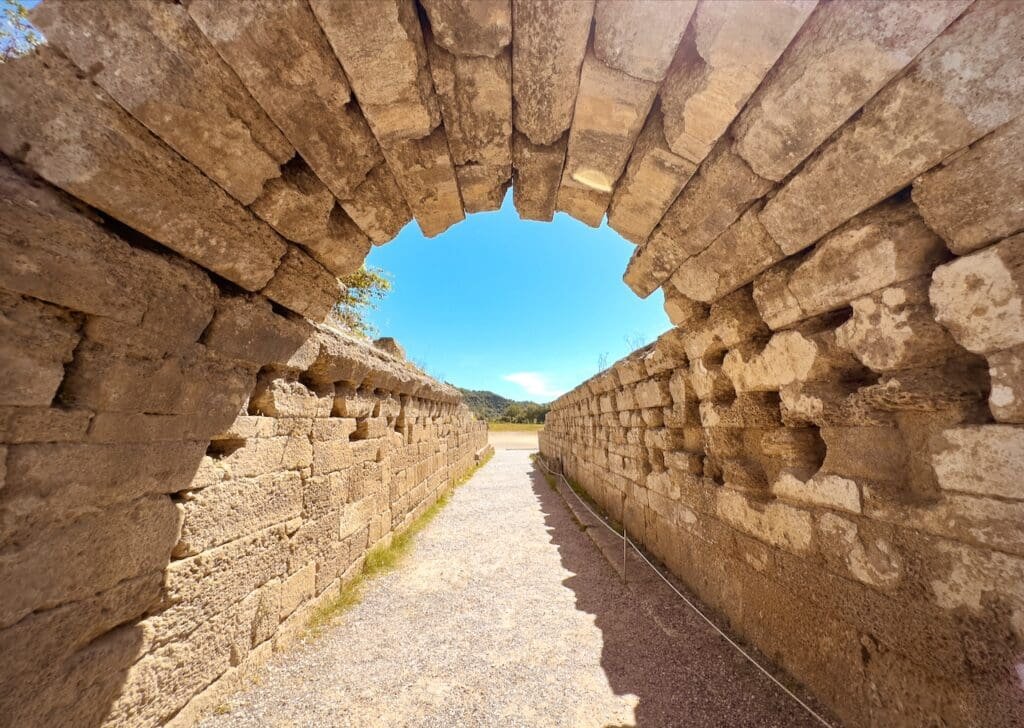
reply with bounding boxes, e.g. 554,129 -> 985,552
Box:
199,450 -> 829,728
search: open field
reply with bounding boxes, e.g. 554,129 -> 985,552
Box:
486,422 -> 544,432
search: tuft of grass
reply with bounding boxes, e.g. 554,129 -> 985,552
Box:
213,703 -> 231,716
305,450 -> 494,636
487,422 -> 544,432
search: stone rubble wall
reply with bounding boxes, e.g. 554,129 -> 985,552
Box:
0,160 -> 488,728
541,234 -> 1024,725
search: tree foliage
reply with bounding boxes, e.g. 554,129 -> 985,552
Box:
328,265 -> 391,339
1,1 -> 41,62
458,388 -> 549,424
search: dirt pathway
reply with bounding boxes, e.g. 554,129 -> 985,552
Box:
200,450 -> 830,728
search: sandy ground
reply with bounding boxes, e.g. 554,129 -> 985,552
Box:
199,450 -> 831,728
487,429 -> 539,450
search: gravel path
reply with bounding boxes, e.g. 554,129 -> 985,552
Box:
200,450 -> 831,728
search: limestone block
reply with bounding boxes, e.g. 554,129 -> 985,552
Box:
634,379 -> 672,410
688,358 -> 737,404
660,0 -> 816,164
312,439 -> 356,477
151,525 -> 289,647
734,0 -> 971,182
759,0 -> 1024,254
333,384 -> 378,418
0,495 -> 179,629
381,127 -> 465,237
0,50 -> 288,291
607,108 -> 698,244
866,487 -> 1024,558
251,162 -> 371,277
930,233 -> 1024,355
715,488 -> 813,554
681,287 -> 767,361
86,412 -> 230,445
0,622 -> 145,728
723,330 -> 859,394
261,246 -> 341,322
592,0 -> 695,82
33,0 -> 292,205
816,513 -> 901,588
456,163 -> 511,213
0,572 -> 159,692
913,115 -> 1024,255
174,472 -> 303,556
203,296 -> 311,369
772,473 -> 861,515
427,39 -> 512,168
310,0 -> 440,142
780,202 -> 947,325
198,436 -> 312,485
988,345 -> 1024,423
662,284 -> 708,329
563,50 -> 658,198
0,164 -> 142,323
931,425 -> 1024,501
624,143 -> 773,297
556,183 -> 611,228
422,0 -> 510,57
250,375 -> 333,419
111,590 -> 266,726
277,562 -> 317,621
61,341 -> 255,418
339,162 -> 414,244
835,278 -> 961,372
0,406 -> 91,444
511,0 -> 594,145
927,540 -> 1024,640
671,206 -> 785,304
0,293 -> 79,407
512,131 -> 567,222
187,0 -> 382,201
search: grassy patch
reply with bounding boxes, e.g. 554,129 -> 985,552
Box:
487,422 -> 544,432
306,450 -> 494,636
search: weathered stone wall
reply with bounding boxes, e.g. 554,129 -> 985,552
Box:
0,160 -> 487,727
541,244 -> 1024,726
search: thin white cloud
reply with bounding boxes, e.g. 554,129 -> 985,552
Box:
502,372 -> 564,401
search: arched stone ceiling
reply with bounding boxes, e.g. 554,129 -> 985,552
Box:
3,0 -> 1017,338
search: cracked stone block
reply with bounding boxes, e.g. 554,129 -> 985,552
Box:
608,107 -> 697,244
759,0 -> 1024,255
251,161 -> 371,277
421,0 -> 510,58
188,0 -> 382,202
659,0 -> 817,165
0,292 -> 80,407
592,0 -> 695,82
339,162 -> 414,245
261,246 -> 341,322
512,131 -> 567,222
912,115 -> 1024,255
733,0 -> 971,182
311,0 -> 440,142
670,205 -> 785,304
563,50 -> 658,202
0,49 -> 288,290
33,0 -> 293,205
930,233 -> 1024,356
381,127 -> 465,237
931,425 -> 1024,501
511,0 -> 594,145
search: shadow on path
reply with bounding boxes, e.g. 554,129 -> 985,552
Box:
527,462 -> 834,728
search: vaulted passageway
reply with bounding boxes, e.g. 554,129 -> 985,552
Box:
1,1 -> 1023,726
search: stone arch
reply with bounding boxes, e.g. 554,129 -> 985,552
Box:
1,1 -> 1023,726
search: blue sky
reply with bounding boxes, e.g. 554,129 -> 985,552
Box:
367,192 -> 667,402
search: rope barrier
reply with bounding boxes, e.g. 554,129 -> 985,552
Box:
534,455 -> 834,728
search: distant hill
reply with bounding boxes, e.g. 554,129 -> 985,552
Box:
457,388 -> 549,423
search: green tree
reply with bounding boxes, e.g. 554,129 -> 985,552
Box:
329,265 -> 391,339
1,1 -> 41,62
